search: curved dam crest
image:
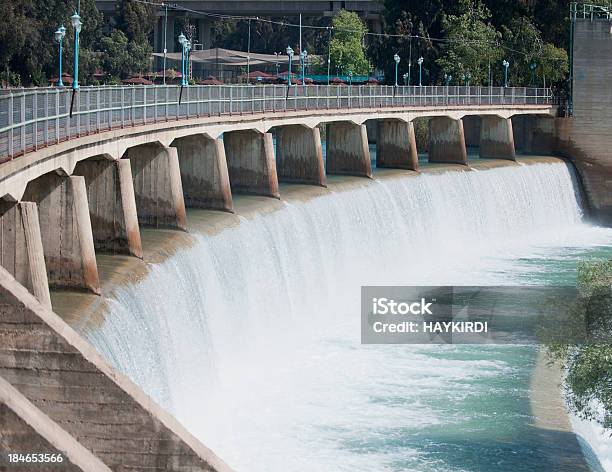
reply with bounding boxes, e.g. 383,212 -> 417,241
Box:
60,157 -> 612,472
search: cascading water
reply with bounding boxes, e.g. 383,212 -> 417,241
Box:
83,160 -> 612,472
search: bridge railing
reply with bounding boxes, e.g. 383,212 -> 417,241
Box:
0,85 -> 551,161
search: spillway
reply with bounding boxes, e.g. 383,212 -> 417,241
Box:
81,159 -> 612,472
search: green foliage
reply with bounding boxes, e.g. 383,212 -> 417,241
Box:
436,1 -> 502,85
329,10 -> 370,76
99,29 -> 151,81
544,260 -> 612,432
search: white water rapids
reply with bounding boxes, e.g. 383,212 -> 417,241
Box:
84,160 -> 612,472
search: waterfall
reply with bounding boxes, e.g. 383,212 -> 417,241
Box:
84,161 -> 612,472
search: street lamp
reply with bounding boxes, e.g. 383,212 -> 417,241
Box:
444,73 -> 452,86
300,49 -> 308,88
178,33 -> 186,85
348,70 -> 353,86
403,72 -> 409,86
417,57 -> 424,87
502,60 -> 510,87
185,40 -> 191,84
465,72 -> 471,87
407,60 -> 411,86
393,53 -> 400,87
71,12 -> 82,90
530,62 -> 537,86
286,46 -> 294,87
274,52 -> 281,77
54,25 -> 66,87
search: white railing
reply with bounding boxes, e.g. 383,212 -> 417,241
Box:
0,85 -> 552,160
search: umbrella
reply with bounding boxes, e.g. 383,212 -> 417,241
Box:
242,70 -> 273,79
122,76 -> 154,85
48,73 -> 73,85
367,77 -> 380,84
199,76 -> 224,85
330,77 -> 346,85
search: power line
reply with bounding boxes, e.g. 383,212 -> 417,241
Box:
137,0 -> 558,60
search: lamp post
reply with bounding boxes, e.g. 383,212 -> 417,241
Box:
178,33 -> 186,85
407,60 -> 411,86
465,72 -> 471,87
286,46 -> 294,87
185,40 -> 191,84
54,25 -> 66,87
393,53 -> 400,87
502,60 -> 510,87
530,62 -> 537,86
348,70 -> 353,86
444,73 -> 452,86
274,52 -> 280,78
300,49 -> 308,88
71,12 -> 82,90
403,72 -> 409,86
417,57 -> 424,86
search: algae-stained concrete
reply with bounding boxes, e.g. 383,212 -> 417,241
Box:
376,119 -> 419,171
22,173 -> 100,295
125,143 -> 187,231
0,266 -> 231,472
326,121 -> 372,178
172,134 -> 234,212
428,117 -> 468,165
224,129 -> 280,198
276,125 -> 326,187
73,158 -> 143,258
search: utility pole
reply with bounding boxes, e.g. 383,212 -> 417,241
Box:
163,3 -> 168,84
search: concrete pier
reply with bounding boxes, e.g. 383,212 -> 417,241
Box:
376,119 -> 419,170
428,117 -> 468,165
22,174 -> 100,294
73,159 -> 142,258
0,202 -> 50,308
276,125 -> 326,186
125,144 -> 187,230
0,267 -> 231,472
223,130 -> 280,198
480,116 -> 516,160
172,134 -> 233,212
462,116 -> 482,147
326,122 -> 372,178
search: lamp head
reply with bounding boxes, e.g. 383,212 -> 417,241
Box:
394,53 -> 400,64
417,57 -> 424,65
178,33 -> 186,45
54,27 -> 63,43
286,46 -> 293,56
502,60 -> 509,67
71,12 -> 82,33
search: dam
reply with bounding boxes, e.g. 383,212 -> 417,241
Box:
2,8 -> 612,471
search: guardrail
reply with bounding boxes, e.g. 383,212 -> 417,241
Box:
0,85 -> 552,161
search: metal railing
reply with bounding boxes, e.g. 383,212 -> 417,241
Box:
571,2 -> 612,20
0,85 -> 552,160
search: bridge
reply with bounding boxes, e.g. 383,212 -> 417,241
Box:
0,84 -> 554,305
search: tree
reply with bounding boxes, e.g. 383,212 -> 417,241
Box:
329,10 -> 370,76
436,0 -> 502,85
543,260 -> 612,433
100,30 -> 131,81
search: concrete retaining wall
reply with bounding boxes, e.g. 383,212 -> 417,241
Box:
0,266 -> 231,472
73,159 -> 142,258
22,174 -> 100,295
0,202 -> 50,308
376,119 -> 419,170
125,144 -> 187,230
223,130 -> 280,198
172,135 -> 233,212
326,122 -> 372,178
276,125 -> 326,186
428,117 -> 468,165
